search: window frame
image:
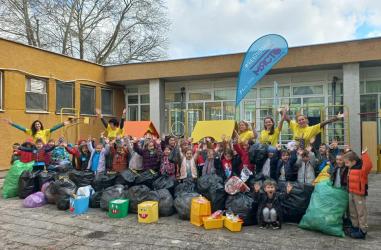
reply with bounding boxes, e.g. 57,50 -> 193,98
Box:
55,81 -> 75,114
101,88 -> 114,116
80,84 -> 96,115
25,77 -> 48,112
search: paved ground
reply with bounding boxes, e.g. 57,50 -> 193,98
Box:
0,175 -> 380,250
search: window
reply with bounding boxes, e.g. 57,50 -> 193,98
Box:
214,89 -> 235,100
126,85 -> 150,121
293,85 -> 323,95
26,77 -> 47,111
189,91 -> 212,101
260,87 -> 273,98
366,80 -> 381,93
140,94 -> 150,104
101,88 -> 113,115
80,85 -> 95,115
244,89 -> 257,100
56,81 -> 74,113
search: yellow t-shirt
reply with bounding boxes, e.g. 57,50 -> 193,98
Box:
289,120 -> 321,145
259,127 -> 280,146
239,130 -> 254,142
106,125 -> 123,139
25,129 -> 51,144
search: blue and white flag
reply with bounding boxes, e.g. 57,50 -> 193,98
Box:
236,34 -> 288,106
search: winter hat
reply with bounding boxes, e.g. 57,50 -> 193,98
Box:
267,146 -> 277,153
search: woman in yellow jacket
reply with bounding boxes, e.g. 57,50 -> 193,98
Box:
237,120 -> 257,142
258,108 -> 286,146
3,118 -> 72,143
96,108 -> 126,140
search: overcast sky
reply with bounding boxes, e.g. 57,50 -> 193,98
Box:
166,0 -> 381,59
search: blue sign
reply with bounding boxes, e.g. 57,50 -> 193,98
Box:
236,34 -> 288,106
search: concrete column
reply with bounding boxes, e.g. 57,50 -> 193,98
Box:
149,79 -> 165,134
343,63 -> 361,154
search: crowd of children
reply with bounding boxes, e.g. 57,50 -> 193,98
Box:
2,106 -> 373,239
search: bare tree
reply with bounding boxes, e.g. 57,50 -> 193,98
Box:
0,0 -> 169,64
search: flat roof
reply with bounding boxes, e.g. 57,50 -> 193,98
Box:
105,37 -> 381,84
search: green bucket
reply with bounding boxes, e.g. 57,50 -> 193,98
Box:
108,198 -> 129,218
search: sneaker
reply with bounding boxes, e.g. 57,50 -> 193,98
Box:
259,223 -> 268,229
350,229 -> 366,239
272,222 -> 280,230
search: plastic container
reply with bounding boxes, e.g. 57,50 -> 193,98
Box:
69,196 -> 89,215
108,199 -> 129,218
224,217 -> 243,232
191,196 -> 211,217
138,201 -> 158,223
203,216 -> 225,230
190,214 -> 206,227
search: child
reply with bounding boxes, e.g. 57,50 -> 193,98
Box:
220,149 -> 241,180
33,138 -> 56,171
330,153 -> 348,188
258,146 -> 279,180
344,149 -> 372,239
295,148 -> 316,185
66,140 -> 91,171
202,148 -> 217,176
44,139 -> 56,165
253,179 -> 293,229
87,138 -> 110,173
233,140 -> 255,174
178,147 -> 200,181
14,139 -> 36,163
50,138 -> 71,165
110,141 -> 129,173
10,142 -> 20,164
275,150 -> 298,183
134,137 -> 162,171
160,146 -> 176,179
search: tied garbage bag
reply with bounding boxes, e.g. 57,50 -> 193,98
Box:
249,143 -> 268,173
18,170 -> 39,199
3,160 -> 34,198
37,171 -> 56,190
92,173 -> 117,191
147,189 -> 175,217
153,175 -> 176,194
197,174 -> 226,212
100,184 -> 125,211
225,193 -> 256,226
43,177 -> 77,204
90,191 -> 103,208
281,182 -> 314,223
124,185 -> 151,213
115,169 -> 139,186
56,195 -> 70,210
299,181 -> 349,237
174,192 -> 200,220
134,170 -> 159,189
174,179 -> 196,198
23,192 -> 46,208
68,170 -> 94,187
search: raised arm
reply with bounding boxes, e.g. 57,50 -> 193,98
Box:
96,108 -> 108,128
320,112 -> 344,128
49,121 -> 70,133
2,119 -> 27,133
119,108 -> 126,129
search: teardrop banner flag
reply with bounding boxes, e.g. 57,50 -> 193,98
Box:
236,34 -> 288,106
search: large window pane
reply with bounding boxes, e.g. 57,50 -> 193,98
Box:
140,94 -> 150,104
243,101 -> 256,122
244,88 -> 257,100
278,86 -> 290,97
223,101 -> 235,120
128,106 -> 138,121
366,80 -> 381,93
101,88 -> 113,115
260,87 -> 273,98
128,95 -> 138,104
56,81 -> 74,113
205,102 -> 222,120
80,85 -> 95,115
26,78 -> 47,111
189,91 -> 211,101
165,92 -> 182,102
141,105 -> 150,120
214,89 -> 235,100
360,94 -> 377,113
293,85 -> 323,95
188,103 -> 204,133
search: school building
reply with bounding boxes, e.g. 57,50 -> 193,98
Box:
0,37 -> 381,171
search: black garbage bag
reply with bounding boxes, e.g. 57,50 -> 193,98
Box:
174,179 -> 196,198
225,193 -> 256,226
50,162 -> 73,173
134,170 -> 159,189
68,170 -> 94,187
249,143 -> 268,166
43,178 -> 77,204
89,191 -> 103,208
124,185 -> 151,213
153,175 -> 177,195
281,182 -> 314,223
147,189 -> 175,217
92,173 -> 117,191
196,174 -> 225,212
174,192 -> 200,220
100,184 -> 125,211
56,195 -> 70,210
115,169 -> 139,186
18,171 -> 39,199
37,171 -> 56,190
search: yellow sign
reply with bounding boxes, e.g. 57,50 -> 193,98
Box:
191,120 -> 237,142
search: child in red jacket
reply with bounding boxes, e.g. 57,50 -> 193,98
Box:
343,149 -> 372,239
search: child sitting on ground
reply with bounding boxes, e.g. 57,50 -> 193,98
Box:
253,179 -> 293,229
87,137 -> 110,174
344,149 -> 372,239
